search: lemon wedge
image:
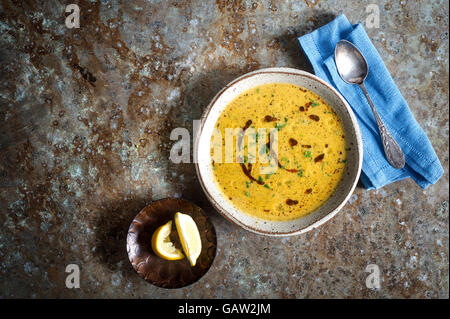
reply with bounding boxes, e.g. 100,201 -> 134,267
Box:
174,212 -> 202,266
151,220 -> 184,261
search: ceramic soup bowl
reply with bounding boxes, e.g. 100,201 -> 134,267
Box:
195,67 -> 363,236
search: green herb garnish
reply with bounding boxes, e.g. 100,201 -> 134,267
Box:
275,122 -> 287,130
309,98 -> 320,107
304,151 -> 312,158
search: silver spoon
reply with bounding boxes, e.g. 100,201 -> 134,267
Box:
335,40 -> 405,169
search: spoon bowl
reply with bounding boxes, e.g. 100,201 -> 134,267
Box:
335,40 -> 368,85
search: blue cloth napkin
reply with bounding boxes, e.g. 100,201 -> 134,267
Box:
298,14 -> 443,189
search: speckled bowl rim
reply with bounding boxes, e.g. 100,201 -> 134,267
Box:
195,67 -> 363,236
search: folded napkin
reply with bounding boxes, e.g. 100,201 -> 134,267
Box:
298,14 -> 443,189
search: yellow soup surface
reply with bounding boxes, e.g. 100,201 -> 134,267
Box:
210,83 -> 347,221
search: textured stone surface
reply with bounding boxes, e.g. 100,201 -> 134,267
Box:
0,0 -> 448,298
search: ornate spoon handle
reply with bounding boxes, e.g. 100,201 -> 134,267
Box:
359,83 -> 405,169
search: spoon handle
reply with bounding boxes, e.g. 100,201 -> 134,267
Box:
359,83 -> 405,169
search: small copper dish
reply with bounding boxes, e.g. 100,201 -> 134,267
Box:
126,198 -> 217,288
